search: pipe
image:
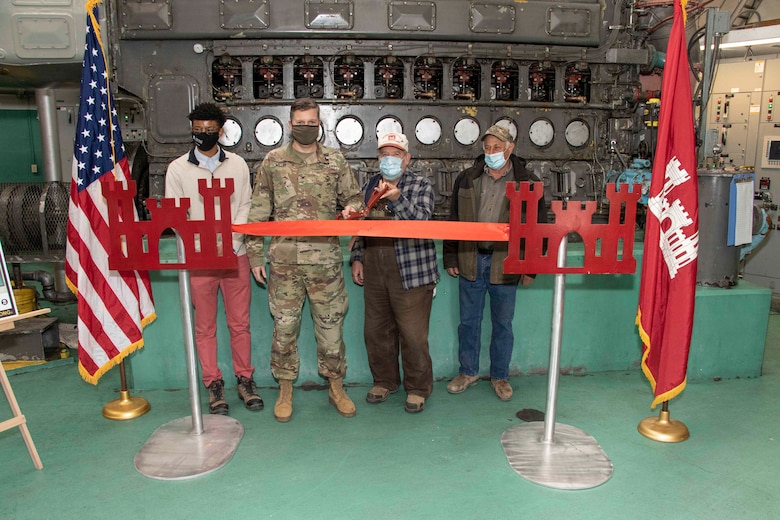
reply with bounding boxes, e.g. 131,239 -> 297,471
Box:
21,269 -> 76,303
542,236 -> 568,444
52,262 -> 70,298
34,87 -> 64,183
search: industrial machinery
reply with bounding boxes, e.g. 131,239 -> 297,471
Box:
101,0 -> 664,219
1,0 -> 711,258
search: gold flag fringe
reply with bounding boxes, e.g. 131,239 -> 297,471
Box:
636,308 -> 688,409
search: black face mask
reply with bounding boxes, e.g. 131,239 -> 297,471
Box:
291,125 -> 319,146
193,132 -> 220,151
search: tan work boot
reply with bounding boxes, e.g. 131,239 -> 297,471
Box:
404,394 -> 426,414
447,374 -> 479,394
236,376 -> 264,411
490,378 -> 513,401
328,377 -> 356,417
274,380 -> 293,422
207,379 -> 229,415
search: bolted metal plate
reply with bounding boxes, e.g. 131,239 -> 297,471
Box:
547,7 -> 591,37
388,1 -> 435,31
220,0 -> 270,30
501,422 -> 613,490
148,75 -> 198,143
305,0 -> 353,30
13,14 -> 75,58
134,415 -> 244,480
120,0 -> 172,30
469,4 -> 515,34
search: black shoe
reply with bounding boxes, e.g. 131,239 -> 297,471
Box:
207,379 -> 229,415
237,376 -> 264,411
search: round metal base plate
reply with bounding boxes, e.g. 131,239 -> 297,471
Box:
134,415 -> 244,480
501,422 -> 613,490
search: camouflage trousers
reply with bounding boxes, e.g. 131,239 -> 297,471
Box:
268,262 -> 348,381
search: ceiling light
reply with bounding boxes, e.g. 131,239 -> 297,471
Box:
719,25 -> 780,49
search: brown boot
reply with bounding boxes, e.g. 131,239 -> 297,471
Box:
328,377 -> 356,417
274,380 -> 293,422
207,379 -> 229,415
236,376 -> 264,411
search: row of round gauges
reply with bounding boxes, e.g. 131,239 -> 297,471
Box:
219,116 -> 591,149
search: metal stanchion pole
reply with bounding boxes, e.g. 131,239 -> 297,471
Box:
177,254 -> 203,433
133,234 -> 243,480
500,235 -> 613,490
541,237 -> 567,444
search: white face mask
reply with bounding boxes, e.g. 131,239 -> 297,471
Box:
484,151 -> 507,170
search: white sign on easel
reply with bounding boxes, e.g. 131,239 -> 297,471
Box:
0,240 -> 18,319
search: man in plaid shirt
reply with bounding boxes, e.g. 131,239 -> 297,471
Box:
350,132 -> 439,413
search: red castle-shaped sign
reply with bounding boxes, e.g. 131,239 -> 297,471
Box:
503,182 -> 641,275
102,177 -> 237,271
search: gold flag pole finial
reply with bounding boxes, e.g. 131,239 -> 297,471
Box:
637,401 -> 690,442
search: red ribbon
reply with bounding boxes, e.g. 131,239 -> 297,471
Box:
234,220 -> 510,241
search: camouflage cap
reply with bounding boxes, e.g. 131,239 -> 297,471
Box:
481,124 -> 513,143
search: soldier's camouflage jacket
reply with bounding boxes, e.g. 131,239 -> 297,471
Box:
246,142 -> 364,267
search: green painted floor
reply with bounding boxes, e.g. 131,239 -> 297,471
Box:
2,314 -> 779,520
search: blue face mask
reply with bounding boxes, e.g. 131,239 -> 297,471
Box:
379,156 -> 404,180
484,151 -> 507,170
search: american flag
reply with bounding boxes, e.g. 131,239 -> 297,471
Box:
65,1 -> 156,384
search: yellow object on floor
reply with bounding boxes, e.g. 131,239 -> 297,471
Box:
1,360 -> 46,370
12,287 -> 38,314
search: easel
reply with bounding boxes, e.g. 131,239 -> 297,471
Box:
0,308 -> 51,470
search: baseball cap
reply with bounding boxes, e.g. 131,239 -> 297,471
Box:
377,132 -> 409,152
481,124 -> 513,143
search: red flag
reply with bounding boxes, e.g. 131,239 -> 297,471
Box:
65,0 -> 155,384
636,0 -> 698,409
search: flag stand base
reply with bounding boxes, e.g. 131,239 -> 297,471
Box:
103,361 -> 150,421
638,410 -> 690,443
501,240 -> 612,490
131,263 -> 243,480
501,422 -> 613,490
102,390 -> 150,420
134,414 -> 243,480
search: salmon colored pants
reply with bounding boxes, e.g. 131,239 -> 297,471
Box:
190,253 -> 254,386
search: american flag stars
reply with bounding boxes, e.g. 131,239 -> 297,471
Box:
73,17 -> 124,194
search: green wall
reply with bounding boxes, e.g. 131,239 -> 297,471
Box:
123,242 -> 771,390
0,109 -> 44,183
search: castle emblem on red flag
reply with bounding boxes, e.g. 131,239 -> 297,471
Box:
647,156 -> 699,279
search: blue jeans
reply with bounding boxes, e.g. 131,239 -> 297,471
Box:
457,252 -> 518,380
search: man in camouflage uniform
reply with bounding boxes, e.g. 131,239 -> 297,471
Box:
246,98 -> 363,422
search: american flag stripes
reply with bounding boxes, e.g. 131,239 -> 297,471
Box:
65,0 -> 155,384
